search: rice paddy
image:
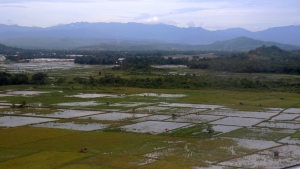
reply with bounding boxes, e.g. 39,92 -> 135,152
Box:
1,62 -> 300,168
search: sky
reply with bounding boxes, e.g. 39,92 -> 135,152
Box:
0,0 -> 299,31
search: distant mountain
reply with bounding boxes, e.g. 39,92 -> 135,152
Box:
0,22 -> 299,49
197,37 -> 300,51
76,37 -> 300,51
0,37 -> 114,50
0,43 -> 21,54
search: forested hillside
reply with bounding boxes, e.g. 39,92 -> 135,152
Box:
188,46 -> 300,74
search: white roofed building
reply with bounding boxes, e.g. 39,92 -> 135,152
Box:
0,55 -> 6,62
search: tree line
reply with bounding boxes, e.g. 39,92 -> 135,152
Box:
0,72 -> 48,85
71,74 -> 300,93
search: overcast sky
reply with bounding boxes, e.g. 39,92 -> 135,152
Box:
0,0 -> 299,31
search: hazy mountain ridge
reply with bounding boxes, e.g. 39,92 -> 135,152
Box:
76,37 -> 300,51
0,22 -> 299,50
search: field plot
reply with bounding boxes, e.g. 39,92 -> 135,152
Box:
33,121 -> 108,131
220,145 -> 300,168
210,117 -> 263,127
167,114 -> 224,123
23,109 -> 104,118
204,110 -> 278,119
81,112 -> 150,121
257,122 -> 300,129
0,116 -> 57,127
121,121 -> 191,134
1,85 -> 300,168
55,101 -> 102,106
5,90 -> 51,96
68,93 -> 118,98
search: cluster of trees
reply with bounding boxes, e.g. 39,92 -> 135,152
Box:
71,74 -> 300,93
0,72 -> 48,85
188,46 -> 300,74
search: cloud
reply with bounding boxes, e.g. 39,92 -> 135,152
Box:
145,16 -> 159,23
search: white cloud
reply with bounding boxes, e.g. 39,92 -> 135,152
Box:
145,16 -> 159,23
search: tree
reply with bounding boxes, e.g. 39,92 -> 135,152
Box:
32,73 -> 48,85
12,74 -> 29,85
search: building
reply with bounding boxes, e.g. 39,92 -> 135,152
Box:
0,55 -> 6,62
116,58 -> 125,64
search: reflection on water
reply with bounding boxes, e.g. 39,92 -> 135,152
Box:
220,145 -> 300,168
0,116 -> 57,127
81,112 -> 150,121
55,101 -> 102,106
258,122 -> 300,129
210,117 -> 263,127
24,109 -> 103,118
33,121 -> 108,131
121,121 -> 191,134
159,103 -> 223,110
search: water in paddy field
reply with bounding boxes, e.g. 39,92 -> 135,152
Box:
33,121 -> 108,131
54,101 -> 102,106
68,93 -> 119,98
210,117 -> 263,127
0,62 -> 91,73
5,91 -> 50,96
120,121 -> 191,134
0,116 -> 57,127
80,112 -> 150,121
23,109 -> 104,118
220,145 -> 300,168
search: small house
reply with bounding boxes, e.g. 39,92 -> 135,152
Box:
116,58 -> 125,64
0,55 -> 6,62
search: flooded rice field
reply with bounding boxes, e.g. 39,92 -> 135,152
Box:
270,113 -> 299,121
257,122 -> 300,129
204,110 -> 278,119
121,121 -> 191,134
1,89 -> 300,168
110,102 -> 154,107
32,121 -> 108,131
283,108 -> 300,114
210,117 -> 263,127
68,93 -> 118,98
23,109 -> 103,118
133,115 -> 172,122
6,91 -> 50,96
167,114 -> 224,123
129,93 -> 186,98
0,116 -> 57,127
54,101 -> 102,106
0,62 -> 91,73
220,145 -> 300,168
80,112 -> 150,121
159,103 -> 223,110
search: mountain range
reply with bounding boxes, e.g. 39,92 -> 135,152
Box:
0,22 -> 299,50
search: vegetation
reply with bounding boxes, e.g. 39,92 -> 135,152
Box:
189,46 -> 300,74
0,72 -> 47,85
